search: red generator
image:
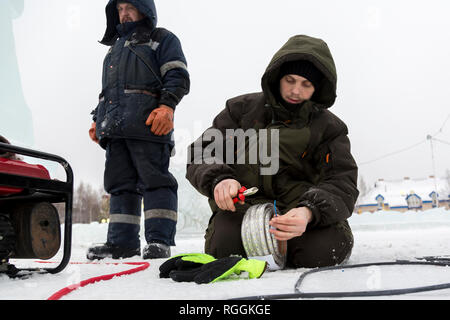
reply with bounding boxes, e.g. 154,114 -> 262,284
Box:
0,136 -> 73,277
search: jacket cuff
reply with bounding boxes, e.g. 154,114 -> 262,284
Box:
210,174 -> 237,198
90,108 -> 97,122
159,90 -> 180,110
297,200 -> 320,229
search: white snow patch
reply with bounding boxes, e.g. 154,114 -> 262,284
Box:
1,208 -> 450,300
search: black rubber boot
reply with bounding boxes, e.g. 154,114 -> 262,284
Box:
86,243 -> 140,260
143,242 -> 171,259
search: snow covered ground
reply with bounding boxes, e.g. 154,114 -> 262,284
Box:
2,207 -> 450,301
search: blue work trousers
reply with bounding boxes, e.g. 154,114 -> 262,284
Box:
103,138 -> 178,249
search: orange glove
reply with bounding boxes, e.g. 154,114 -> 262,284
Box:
145,105 -> 174,136
89,122 -> 99,143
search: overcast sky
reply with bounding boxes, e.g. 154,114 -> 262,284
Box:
3,0 -> 450,190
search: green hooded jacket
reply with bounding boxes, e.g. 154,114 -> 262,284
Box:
186,35 -> 359,229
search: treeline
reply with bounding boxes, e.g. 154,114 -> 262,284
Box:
56,182 -> 110,224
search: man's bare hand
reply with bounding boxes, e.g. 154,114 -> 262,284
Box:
213,179 -> 243,212
269,207 -> 313,241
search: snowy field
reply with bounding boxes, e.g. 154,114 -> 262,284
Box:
1,207 -> 450,301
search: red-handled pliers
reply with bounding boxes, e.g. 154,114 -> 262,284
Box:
233,186 -> 259,203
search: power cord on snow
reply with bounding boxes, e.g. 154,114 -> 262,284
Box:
36,261 -> 150,300
232,256 -> 450,300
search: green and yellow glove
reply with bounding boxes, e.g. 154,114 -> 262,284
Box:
159,253 -> 216,278
159,253 -> 267,284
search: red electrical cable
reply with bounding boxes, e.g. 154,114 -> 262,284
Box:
45,261 -> 150,300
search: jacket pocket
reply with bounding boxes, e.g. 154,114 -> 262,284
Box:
120,91 -> 171,142
96,98 -> 122,137
311,143 -> 333,182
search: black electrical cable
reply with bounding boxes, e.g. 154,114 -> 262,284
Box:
231,258 -> 450,300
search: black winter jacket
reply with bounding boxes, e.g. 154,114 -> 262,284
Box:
92,0 -> 190,147
186,35 -> 359,229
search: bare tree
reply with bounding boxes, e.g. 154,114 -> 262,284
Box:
99,191 -> 110,222
70,181 -> 108,224
358,175 -> 370,198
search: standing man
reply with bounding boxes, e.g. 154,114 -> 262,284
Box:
88,0 -> 190,260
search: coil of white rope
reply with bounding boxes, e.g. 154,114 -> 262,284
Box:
241,203 -> 286,270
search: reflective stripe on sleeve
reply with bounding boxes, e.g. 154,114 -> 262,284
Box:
160,61 -> 188,78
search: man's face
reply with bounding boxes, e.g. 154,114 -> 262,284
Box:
279,74 -> 315,105
117,2 -> 144,24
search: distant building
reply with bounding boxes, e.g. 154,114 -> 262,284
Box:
356,176 -> 449,213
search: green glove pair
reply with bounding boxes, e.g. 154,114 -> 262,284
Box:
159,253 -> 267,284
